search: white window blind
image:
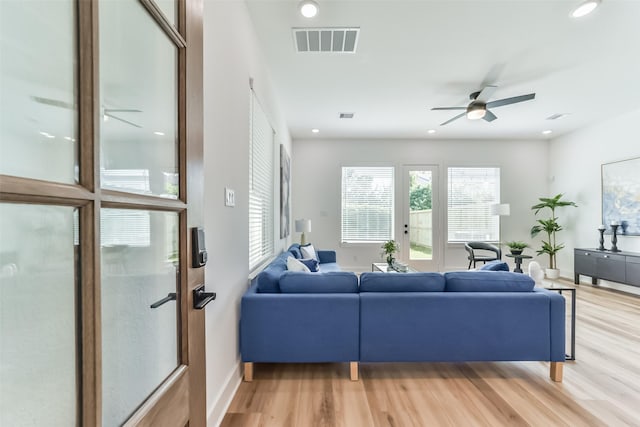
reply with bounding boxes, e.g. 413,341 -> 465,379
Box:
448,167 -> 500,242
249,91 -> 275,269
341,166 -> 394,242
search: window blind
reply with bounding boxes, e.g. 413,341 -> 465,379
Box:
249,91 -> 275,269
341,166 -> 394,242
447,167 -> 500,242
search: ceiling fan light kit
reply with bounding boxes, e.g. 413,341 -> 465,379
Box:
299,0 -> 319,18
466,103 -> 486,120
571,0 -> 601,18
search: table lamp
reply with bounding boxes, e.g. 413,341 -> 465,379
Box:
295,219 -> 312,245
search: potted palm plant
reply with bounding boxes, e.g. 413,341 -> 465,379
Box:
530,194 -> 577,279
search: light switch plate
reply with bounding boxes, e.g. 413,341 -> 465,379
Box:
225,188 -> 235,207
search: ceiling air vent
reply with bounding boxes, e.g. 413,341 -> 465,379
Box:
546,113 -> 571,120
293,27 -> 360,53
339,112 -> 355,119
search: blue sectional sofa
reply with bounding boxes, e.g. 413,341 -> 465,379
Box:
240,246 -> 566,383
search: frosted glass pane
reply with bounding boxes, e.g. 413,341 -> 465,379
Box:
101,209 -> 179,426
0,0 -> 77,183
155,0 -> 177,26
99,0 -> 178,199
0,204 -> 77,426
409,170 -> 433,260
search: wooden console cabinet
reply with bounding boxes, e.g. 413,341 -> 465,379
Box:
574,248 -> 640,287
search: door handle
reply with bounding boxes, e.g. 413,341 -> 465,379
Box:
150,293 -> 176,309
193,284 -> 216,310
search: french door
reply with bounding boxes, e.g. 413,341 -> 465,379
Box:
401,165 -> 440,271
0,0 -> 205,426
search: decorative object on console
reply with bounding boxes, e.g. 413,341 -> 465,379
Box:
597,225 -> 607,251
531,193 -> 578,279
381,239 -> 399,266
602,157 -> 640,235
610,222 -> 620,252
295,219 -> 312,245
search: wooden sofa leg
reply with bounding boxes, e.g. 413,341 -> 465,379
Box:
244,362 -> 254,382
350,361 -> 359,381
550,362 -> 563,382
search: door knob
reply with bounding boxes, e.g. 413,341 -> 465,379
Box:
193,284 -> 216,309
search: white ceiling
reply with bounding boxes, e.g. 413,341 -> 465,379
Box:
245,0 -> 640,140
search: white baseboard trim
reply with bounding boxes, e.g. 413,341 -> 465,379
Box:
207,360 -> 242,427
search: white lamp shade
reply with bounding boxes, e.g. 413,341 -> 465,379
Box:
295,219 -> 312,233
490,203 -> 511,216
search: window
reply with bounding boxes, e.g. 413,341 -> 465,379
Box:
249,92 -> 275,269
341,166 -> 394,242
448,167 -> 501,242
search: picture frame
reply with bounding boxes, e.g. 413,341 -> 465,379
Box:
601,157 -> 640,235
280,144 -> 291,238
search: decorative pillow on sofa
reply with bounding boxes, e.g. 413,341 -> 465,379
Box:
359,272 -> 445,292
478,261 -> 509,271
299,258 -> 320,272
286,256 -> 310,272
444,271 -> 534,292
300,243 -> 318,261
279,271 -> 359,293
288,244 -> 303,259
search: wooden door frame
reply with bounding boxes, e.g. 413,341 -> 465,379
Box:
0,0 -> 206,425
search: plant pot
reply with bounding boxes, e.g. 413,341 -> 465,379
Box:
386,254 -> 395,266
510,249 -> 523,256
545,268 -> 560,280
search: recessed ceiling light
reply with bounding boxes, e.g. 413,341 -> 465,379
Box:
571,0 -> 601,18
427,129 -> 436,134
311,129 -> 320,133
299,0 -> 319,18
542,130 -> 553,135
154,131 -> 165,136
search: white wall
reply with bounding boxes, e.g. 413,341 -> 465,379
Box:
292,138 -> 549,272
202,1 -> 291,425
550,109 -> 640,294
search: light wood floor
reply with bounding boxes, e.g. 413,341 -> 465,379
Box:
222,282 -> 640,426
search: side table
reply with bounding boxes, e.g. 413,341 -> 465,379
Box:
544,284 -> 576,361
505,254 -> 532,273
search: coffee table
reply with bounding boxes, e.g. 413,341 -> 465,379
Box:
372,262 -> 417,273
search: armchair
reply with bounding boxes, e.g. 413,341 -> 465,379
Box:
464,242 -> 502,269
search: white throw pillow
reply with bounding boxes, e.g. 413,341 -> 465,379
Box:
287,256 -> 310,272
300,243 -> 318,261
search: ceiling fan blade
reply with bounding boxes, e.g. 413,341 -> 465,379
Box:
31,96 -> 75,109
483,110 -> 498,122
440,112 -> 466,126
431,106 -> 467,111
476,85 -> 497,103
486,93 -> 535,109
104,112 -> 142,128
104,108 -> 142,113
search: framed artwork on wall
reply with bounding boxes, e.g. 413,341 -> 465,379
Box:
280,144 -> 291,238
602,157 -> 640,235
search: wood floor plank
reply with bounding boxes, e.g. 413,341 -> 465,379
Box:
223,282 -> 640,426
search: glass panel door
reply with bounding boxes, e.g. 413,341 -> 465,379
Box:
0,204 -> 78,426
402,166 -> 439,271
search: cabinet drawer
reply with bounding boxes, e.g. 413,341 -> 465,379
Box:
627,261 -> 640,286
574,249 -> 597,276
596,256 -> 626,283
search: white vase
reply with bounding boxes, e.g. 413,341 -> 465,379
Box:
545,268 -> 560,280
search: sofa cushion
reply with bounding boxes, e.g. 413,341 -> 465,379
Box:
299,258 -> 320,272
287,256 -> 310,272
478,261 -> 510,271
288,244 -> 302,259
256,252 -> 290,293
318,262 -> 341,273
444,271 -> 535,292
359,272 -> 445,292
279,271 -> 359,293
300,243 -> 318,261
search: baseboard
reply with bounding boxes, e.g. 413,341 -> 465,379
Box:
207,360 -> 242,427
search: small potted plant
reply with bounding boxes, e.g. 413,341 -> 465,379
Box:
505,241 -> 529,256
381,240 -> 399,266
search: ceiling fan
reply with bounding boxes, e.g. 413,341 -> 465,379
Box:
31,96 -> 142,128
431,85 -> 535,126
